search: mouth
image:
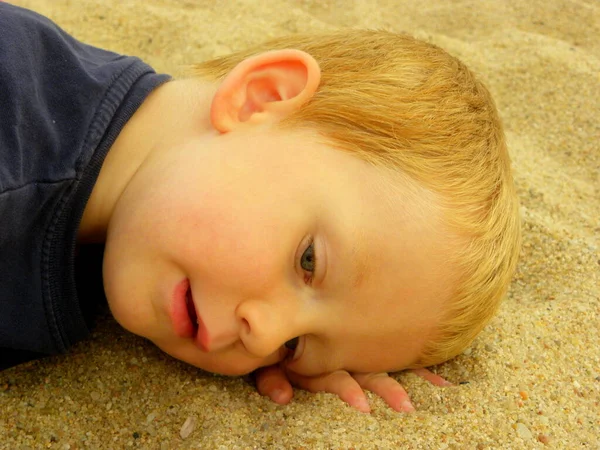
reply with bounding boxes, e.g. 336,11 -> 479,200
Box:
171,278 -> 198,339
185,286 -> 199,336
171,278 -> 209,350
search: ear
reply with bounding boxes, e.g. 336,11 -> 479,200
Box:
210,49 -> 321,133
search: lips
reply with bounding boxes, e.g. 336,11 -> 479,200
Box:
171,278 -> 197,339
171,278 -> 209,350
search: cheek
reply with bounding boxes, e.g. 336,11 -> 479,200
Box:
181,194 -> 280,291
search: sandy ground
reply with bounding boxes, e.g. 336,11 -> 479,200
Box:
1,0 -> 599,448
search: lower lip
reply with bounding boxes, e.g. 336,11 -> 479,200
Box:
170,278 -> 195,338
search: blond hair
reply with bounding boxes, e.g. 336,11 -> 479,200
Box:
193,30 -> 521,368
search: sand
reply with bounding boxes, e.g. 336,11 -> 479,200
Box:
1,0 -> 599,448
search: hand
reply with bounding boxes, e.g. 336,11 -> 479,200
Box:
254,364 -> 452,413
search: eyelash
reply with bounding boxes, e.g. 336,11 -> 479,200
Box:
300,238 -> 317,285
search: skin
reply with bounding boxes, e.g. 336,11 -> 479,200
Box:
79,49 -> 454,413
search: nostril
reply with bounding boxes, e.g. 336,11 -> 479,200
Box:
240,317 -> 251,335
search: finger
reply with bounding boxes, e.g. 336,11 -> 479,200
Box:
353,372 -> 415,413
254,364 -> 294,404
286,370 -> 371,413
410,368 -> 453,386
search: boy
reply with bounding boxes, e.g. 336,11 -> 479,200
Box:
0,3 -> 521,413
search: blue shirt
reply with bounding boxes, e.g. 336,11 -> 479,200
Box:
0,3 -> 170,368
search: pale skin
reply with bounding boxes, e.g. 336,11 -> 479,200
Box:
79,49 -> 454,413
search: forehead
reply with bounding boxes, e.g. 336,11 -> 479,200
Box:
327,154 -> 452,289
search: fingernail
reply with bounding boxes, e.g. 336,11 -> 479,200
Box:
401,400 -> 415,413
442,380 -> 454,387
355,398 -> 371,413
271,389 -> 285,403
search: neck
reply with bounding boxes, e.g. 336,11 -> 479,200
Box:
78,78 -> 215,243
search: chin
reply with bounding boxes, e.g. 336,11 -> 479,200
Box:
206,366 -> 254,377
194,360 -> 257,377
155,344 -> 258,377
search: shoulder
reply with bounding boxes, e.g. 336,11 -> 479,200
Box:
0,3 -> 74,49
0,3 -> 137,194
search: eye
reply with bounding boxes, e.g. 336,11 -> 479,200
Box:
284,337 -> 299,351
300,241 -> 316,273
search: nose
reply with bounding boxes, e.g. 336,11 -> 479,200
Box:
235,298 -> 300,358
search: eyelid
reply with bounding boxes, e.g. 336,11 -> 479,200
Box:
287,335 -> 305,361
316,235 -> 328,285
309,235 -> 328,287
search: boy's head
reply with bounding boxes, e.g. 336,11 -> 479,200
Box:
97,30 -> 520,377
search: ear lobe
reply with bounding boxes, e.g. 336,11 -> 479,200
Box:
210,50 -> 321,133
